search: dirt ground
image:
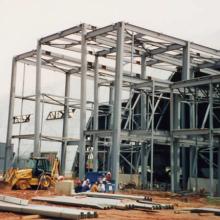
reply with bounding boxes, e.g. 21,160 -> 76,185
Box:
0,185 -> 220,220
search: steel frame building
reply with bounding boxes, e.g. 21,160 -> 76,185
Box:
5,22 -> 220,195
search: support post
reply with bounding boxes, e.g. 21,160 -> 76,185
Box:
111,22 -> 125,190
4,58 -> 17,172
209,83 -> 214,196
34,41 -> 42,157
170,89 -> 180,192
181,41 -> 190,190
150,81 -> 155,190
93,56 -> 99,171
79,24 -> 87,179
217,146 -> 220,196
140,55 -> 147,188
107,83 -> 114,171
61,72 -> 71,175
182,41 -> 190,81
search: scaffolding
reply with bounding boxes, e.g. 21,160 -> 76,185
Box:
5,22 -> 220,195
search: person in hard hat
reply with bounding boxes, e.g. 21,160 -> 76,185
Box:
106,171 -> 112,182
98,179 -> 106,192
82,178 -> 90,192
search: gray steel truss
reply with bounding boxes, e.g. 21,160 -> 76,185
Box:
5,22 -> 220,195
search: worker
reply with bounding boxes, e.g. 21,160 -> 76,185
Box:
90,181 -> 99,192
74,178 -> 82,193
106,171 -> 112,182
98,180 -> 106,192
82,179 -> 90,192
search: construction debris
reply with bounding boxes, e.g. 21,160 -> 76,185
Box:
0,200 -> 98,219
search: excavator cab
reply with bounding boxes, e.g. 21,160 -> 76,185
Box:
27,157 -> 52,177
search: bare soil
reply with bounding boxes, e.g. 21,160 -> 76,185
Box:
0,184 -> 219,220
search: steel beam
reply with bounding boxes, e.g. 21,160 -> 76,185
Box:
79,24 -> 87,179
40,25 -> 83,44
172,74 -> 220,89
191,42 -> 220,57
86,24 -> 117,39
61,72 -> 71,175
34,41 -> 42,157
111,22 -> 125,190
125,23 -> 186,46
15,50 -> 36,61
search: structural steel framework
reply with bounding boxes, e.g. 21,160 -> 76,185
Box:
5,22 -> 220,195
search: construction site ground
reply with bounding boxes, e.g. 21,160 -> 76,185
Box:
0,185 -> 220,220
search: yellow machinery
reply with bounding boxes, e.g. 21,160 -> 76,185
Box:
4,157 -> 59,190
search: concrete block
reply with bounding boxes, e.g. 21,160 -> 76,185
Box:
0,195 -> 29,206
55,180 -> 74,195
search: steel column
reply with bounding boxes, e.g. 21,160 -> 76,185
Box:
217,146 -> 220,196
4,58 -> 17,172
107,83 -> 114,171
111,22 -> 125,189
140,55 -> 147,188
93,56 -> 99,171
181,41 -> 190,190
209,83 -> 214,196
61,72 -> 71,175
170,89 -> 180,192
150,81 -> 155,190
34,41 -> 42,157
79,24 -> 87,179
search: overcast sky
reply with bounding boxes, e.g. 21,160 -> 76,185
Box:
0,0 -> 220,142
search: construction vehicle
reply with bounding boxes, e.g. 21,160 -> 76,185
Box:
4,157 -> 59,190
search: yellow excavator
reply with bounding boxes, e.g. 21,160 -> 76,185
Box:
4,157 -> 59,190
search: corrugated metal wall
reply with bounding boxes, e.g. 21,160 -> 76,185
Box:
0,143 -> 13,173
